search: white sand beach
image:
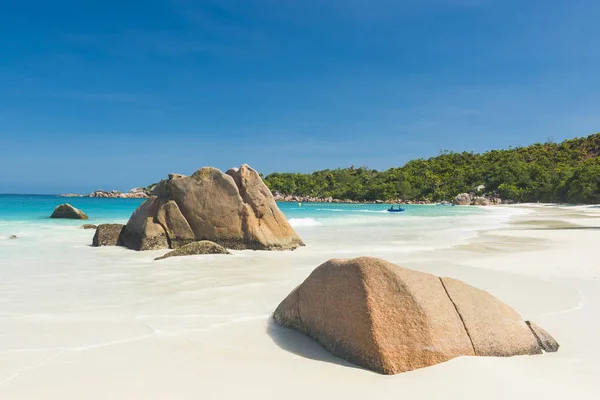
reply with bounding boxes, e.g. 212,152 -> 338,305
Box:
1,205 -> 599,399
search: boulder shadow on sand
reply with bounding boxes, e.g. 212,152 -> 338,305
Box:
266,319 -> 361,370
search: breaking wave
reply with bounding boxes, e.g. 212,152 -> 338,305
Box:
288,218 -> 321,227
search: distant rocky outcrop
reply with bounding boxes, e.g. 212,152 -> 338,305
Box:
86,190 -> 122,198
81,224 -> 98,230
117,164 -> 304,251
50,204 -> 88,220
92,224 -> 125,247
272,194 -> 401,204
452,193 -> 501,206
86,188 -> 149,199
270,193 -> 500,206
471,196 -> 491,206
155,241 -> 230,260
472,196 -> 501,206
123,187 -> 149,198
9,235 -> 17,239
274,257 -> 558,375
60,188 -> 150,199
453,193 -> 472,206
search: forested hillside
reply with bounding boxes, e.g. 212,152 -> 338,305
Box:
264,133 -> 600,204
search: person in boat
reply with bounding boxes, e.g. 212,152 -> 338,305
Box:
389,205 -> 395,211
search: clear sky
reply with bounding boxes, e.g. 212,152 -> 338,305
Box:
1,0 -> 600,194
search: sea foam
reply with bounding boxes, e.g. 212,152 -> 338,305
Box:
288,218 -> 321,227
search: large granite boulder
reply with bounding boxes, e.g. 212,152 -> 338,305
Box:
274,257 -> 558,375
120,164 -> 304,251
84,188 -> 149,198
50,204 -> 88,219
122,187 -> 149,198
92,224 -> 125,247
155,240 -> 230,260
440,277 -> 541,356
452,193 -> 472,206
119,197 -> 169,251
225,166 -> 303,250
156,200 -> 195,249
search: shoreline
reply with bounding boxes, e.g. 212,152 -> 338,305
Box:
27,191 -> 600,207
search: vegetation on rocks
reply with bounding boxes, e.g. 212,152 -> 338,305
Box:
264,133 -> 600,204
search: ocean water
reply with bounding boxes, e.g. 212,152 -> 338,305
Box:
0,195 -> 508,252
0,194 -> 146,223
0,194 -> 488,227
0,194 -> 516,252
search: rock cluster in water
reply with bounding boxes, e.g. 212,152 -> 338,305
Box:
92,164 -> 304,252
274,257 -> 558,375
50,204 -> 88,220
87,187 -> 149,198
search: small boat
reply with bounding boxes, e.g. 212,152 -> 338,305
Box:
387,207 -> 405,213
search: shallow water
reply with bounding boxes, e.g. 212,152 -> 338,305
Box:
0,194 -> 483,222
0,195 -> 520,260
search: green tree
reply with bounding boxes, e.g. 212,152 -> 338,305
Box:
263,133 -> 600,204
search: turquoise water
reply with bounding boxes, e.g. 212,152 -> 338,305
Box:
0,194 -> 145,223
0,194 -> 484,225
280,201 -> 486,220
0,195 -> 501,252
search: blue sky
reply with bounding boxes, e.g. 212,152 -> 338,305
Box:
1,0 -> 600,193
